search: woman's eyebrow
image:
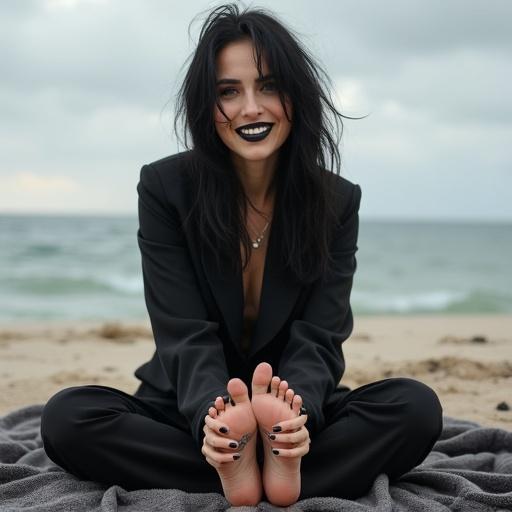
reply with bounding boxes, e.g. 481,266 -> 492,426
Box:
216,74 -> 274,85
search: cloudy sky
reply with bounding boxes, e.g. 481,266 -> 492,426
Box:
1,0 -> 510,221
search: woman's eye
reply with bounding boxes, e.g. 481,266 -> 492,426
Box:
218,83 -> 277,98
219,88 -> 236,97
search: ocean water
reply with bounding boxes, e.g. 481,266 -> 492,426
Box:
0,214 -> 511,323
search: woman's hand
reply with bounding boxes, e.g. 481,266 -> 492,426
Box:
267,412 -> 311,458
201,392 -> 263,507
201,405 -> 241,468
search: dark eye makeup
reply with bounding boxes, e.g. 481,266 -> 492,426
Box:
219,82 -> 277,97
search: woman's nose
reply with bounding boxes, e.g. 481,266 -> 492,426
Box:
241,91 -> 263,117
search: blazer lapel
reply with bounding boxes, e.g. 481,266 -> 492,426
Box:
201,210 -> 302,358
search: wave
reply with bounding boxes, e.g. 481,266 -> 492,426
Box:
2,274 -> 143,295
353,288 -> 512,314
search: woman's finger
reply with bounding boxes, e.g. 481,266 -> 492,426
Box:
204,414 -> 230,435
201,441 -> 240,466
203,424 -> 239,450
271,412 -> 307,433
267,426 -> 309,445
270,438 -> 310,458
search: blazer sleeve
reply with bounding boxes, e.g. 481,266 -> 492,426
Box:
277,182 -> 362,436
137,162 -> 230,447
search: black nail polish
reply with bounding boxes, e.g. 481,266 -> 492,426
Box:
229,442 -> 238,448
272,449 -> 279,455
272,426 -> 282,432
233,454 -> 240,460
220,427 -> 228,434
222,395 -> 230,404
269,434 -> 276,440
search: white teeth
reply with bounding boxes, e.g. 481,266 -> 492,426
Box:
240,126 -> 270,135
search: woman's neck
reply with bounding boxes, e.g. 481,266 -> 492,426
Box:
231,152 -> 277,208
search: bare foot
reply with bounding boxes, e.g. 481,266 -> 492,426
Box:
206,377 -> 261,506
251,362 -> 305,506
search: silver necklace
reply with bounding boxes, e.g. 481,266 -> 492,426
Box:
247,212 -> 272,249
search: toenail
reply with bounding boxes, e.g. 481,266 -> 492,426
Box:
229,442 -> 238,448
220,427 -> 228,434
269,434 -> 276,441
233,454 -> 240,460
272,426 -> 282,432
272,449 -> 279,455
222,395 -> 230,404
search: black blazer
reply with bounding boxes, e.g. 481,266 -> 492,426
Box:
134,150 -> 362,447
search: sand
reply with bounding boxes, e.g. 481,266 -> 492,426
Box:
1,314 -> 511,430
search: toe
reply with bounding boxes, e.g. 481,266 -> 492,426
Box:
252,362 -> 273,395
292,395 -> 302,415
278,380 -> 288,400
215,396 -> 225,412
285,389 -> 294,407
271,376 -> 280,396
227,377 -> 250,404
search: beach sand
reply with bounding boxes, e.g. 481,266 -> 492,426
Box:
1,314 -> 511,430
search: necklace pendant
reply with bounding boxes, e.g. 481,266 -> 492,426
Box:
252,241 -> 259,248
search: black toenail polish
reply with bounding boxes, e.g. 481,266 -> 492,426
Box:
222,395 -> 230,404
229,442 -> 237,448
233,454 -> 240,460
269,434 -> 276,440
272,449 -> 279,455
272,426 -> 282,432
220,427 -> 228,434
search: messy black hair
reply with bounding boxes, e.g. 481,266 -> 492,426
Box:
174,2 -> 363,283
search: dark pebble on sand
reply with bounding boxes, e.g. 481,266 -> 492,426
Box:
496,401 -> 510,411
471,335 -> 488,343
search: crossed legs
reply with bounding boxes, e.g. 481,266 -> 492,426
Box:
40,372 -> 443,503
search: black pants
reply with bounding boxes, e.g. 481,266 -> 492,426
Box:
40,377 -> 443,500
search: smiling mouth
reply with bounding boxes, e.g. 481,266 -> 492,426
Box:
235,122 -> 274,142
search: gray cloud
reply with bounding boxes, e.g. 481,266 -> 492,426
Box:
0,0 -> 510,220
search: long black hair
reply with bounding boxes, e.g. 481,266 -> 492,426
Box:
174,2 -> 363,284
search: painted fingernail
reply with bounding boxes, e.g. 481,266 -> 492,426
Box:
272,449 -> 279,455
229,442 -> 238,448
233,454 -> 240,460
272,426 -> 282,432
220,427 -> 228,434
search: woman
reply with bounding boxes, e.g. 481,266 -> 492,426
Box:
40,3 -> 443,507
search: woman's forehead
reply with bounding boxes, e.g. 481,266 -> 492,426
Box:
215,39 -> 270,78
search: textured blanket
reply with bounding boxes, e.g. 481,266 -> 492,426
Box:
1,404 -> 511,511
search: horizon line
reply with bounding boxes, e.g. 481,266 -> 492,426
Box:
1,210 -> 511,225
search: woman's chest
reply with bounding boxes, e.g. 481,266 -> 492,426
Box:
240,240 -> 268,320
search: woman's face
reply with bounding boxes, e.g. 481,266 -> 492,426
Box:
214,39 -> 292,164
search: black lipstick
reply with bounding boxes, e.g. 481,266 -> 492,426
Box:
235,122 -> 274,142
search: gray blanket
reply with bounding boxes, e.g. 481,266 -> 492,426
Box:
1,404 -> 511,511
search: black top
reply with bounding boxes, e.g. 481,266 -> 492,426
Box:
134,150 -> 362,447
